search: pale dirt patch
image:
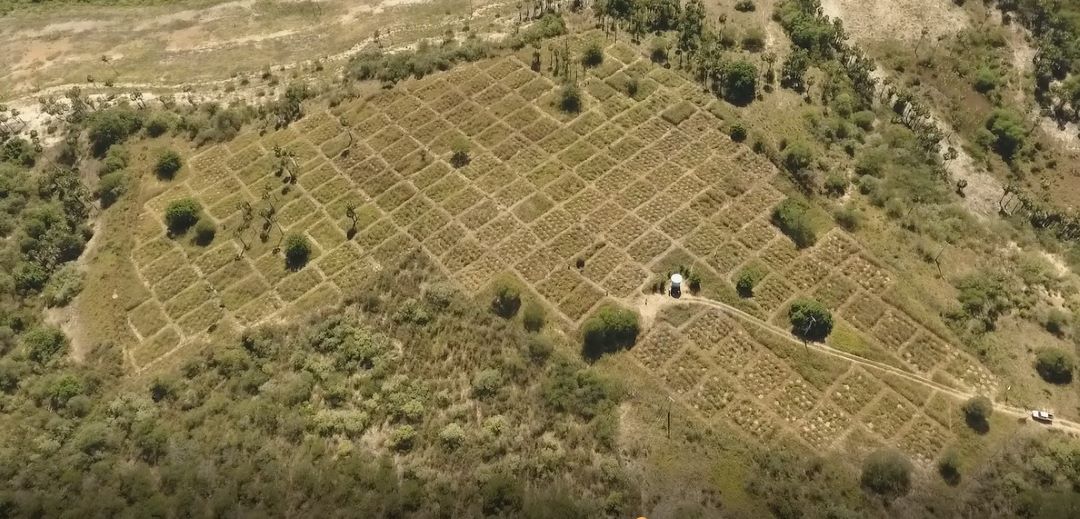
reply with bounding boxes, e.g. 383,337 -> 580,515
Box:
820,0 -> 969,43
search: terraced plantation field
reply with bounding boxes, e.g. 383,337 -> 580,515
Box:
123,35 -> 996,462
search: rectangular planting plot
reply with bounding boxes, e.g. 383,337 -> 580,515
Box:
863,391 -> 919,440
276,268 -> 324,302
558,282 -> 604,322
128,300 -> 170,339
828,368 -> 886,415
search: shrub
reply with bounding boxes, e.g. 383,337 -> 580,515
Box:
97,171 -> 126,208
154,150 -> 183,179
788,298 -> 833,341
558,83 -> 582,113
834,205 -> 860,231
193,219 -> 216,246
284,234 -> 312,270
861,449 -> 912,500
734,0 -> 755,11
526,335 -> 553,363
771,197 -> 817,248
450,137 -> 470,168
481,474 -> 524,515
522,302 -> 545,332
491,282 -> 521,318
581,42 -> 604,67
729,123 -> 748,142
721,60 -> 758,104
23,326 -> 68,364
1042,308 -> 1070,337
782,140 -> 815,174
14,262 -> 49,293
581,305 -> 640,360
1034,347 -> 1075,384
735,267 -> 763,298
973,67 -> 999,93
962,395 -> 992,432
389,424 -> 416,451
852,110 -> 875,130
43,265 -> 84,308
824,172 -> 848,196
741,27 -> 766,52
438,423 -> 465,449
472,369 -> 503,398
164,198 -> 201,234
938,449 -> 961,485
100,146 -> 128,176
145,113 -> 172,137
954,271 -> 1012,331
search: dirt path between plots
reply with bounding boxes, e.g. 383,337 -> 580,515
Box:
644,294 -> 1080,436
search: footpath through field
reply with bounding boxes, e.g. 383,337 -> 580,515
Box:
665,294 -> 1080,436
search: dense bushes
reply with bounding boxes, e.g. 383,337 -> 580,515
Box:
491,282 -> 521,318
771,197 -> 817,248
22,326 -> 68,364
581,305 -> 640,360
87,107 -> 143,156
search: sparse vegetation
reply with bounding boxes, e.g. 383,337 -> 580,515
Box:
861,449 -> 912,500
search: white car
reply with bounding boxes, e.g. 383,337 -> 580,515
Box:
1031,410 -> 1054,423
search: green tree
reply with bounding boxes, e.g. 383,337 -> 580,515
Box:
788,298 -> 833,341
154,150 -> 182,179
771,197 -> 817,248
1035,347 -> 1075,384
861,450 -> 913,500
581,305 -> 640,360
735,267 -> 763,298
23,326 -> 68,364
581,41 -> 604,67
558,83 -> 583,113
284,234 -> 312,270
985,109 -> 1026,161
164,198 -> 201,234
88,107 -> 143,156
937,448 -> 961,486
781,49 -> 810,90
721,60 -> 758,105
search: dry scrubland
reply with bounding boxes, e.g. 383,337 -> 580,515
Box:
121,35 -> 999,466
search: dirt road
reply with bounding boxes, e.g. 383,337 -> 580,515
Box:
660,294 -> 1080,436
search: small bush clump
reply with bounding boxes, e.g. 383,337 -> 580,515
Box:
1035,347 -> 1075,384
193,219 -> 216,246
164,198 -> 201,234
154,150 -> 183,179
284,234 -> 312,270
771,197 -> 817,248
581,305 -> 640,360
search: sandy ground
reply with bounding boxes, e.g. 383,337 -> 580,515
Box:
819,0 -> 970,43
